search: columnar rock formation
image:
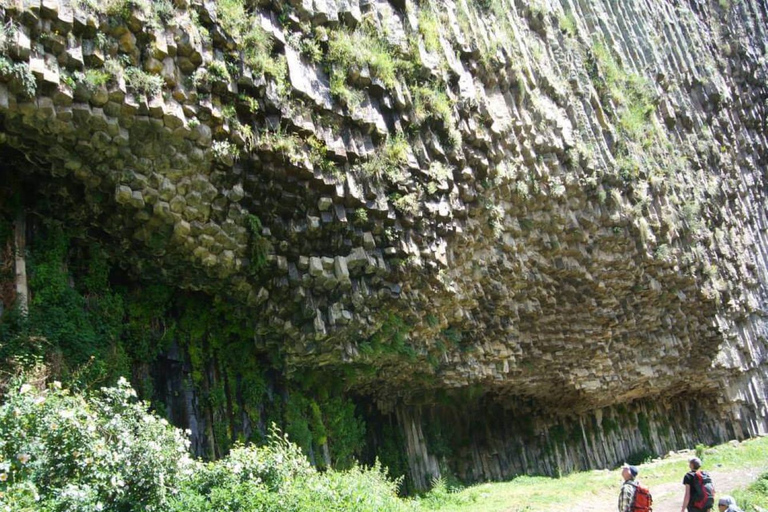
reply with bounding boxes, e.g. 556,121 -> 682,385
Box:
0,0 -> 765,489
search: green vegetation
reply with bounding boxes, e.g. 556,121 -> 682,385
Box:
0,216 -> 365,468
418,7 -> 443,54
72,69 -> 112,92
4,377 -> 766,512
72,0 -> 176,30
358,314 -> 417,361
412,86 -> 461,149
215,0 -> 286,88
0,57 -> 36,98
192,60 -> 232,90
0,377 -> 191,512
732,471 -> 768,510
283,373 -> 366,470
255,127 -> 305,165
124,66 -> 164,98
558,12 -> 577,36
330,70 -> 365,108
357,134 -> 410,182
0,378 -> 411,512
212,140 -> 239,163
421,437 -> 768,512
327,27 -> 402,91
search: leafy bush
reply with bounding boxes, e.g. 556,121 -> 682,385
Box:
124,67 -> 164,98
0,378 -> 192,512
0,379 -> 416,512
169,431 -> 411,512
172,442 -> 413,511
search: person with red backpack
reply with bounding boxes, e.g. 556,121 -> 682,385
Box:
618,463 -> 653,512
681,457 -> 716,512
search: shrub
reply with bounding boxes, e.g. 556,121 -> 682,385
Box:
124,67 -> 163,98
169,432 -> 413,512
0,378 -> 192,512
358,134 -> 410,182
1,380 -> 414,512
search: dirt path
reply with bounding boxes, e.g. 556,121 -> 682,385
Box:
545,465 -> 765,512
646,466 -> 763,512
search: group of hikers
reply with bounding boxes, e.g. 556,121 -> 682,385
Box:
618,456 -> 744,512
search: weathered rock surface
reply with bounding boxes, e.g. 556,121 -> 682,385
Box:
0,0 -> 766,488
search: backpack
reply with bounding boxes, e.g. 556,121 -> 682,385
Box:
691,470 -> 715,510
631,481 -> 653,512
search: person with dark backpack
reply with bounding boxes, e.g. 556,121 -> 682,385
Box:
618,463 -> 653,512
681,457 -> 715,512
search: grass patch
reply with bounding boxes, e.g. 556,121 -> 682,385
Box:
327,27 -> 404,90
425,437 -> 768,512
732,471 -> 768,510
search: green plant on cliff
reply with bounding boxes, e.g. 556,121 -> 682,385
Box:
558,12 -> 578,36
124,66 -> 163,98
216,0 -> 285,86
193,60 -> 232,90
71,0 -> 175,29
284,379 -> 366,471
211,140 -> 239,162
358,134 -> 410,182
330,70 -> 365,108
327,26 -> 401,90
0,20 -> 17,52
245,214 -> 269,273
392,192 -> 421,216
256,127 -> 306,164
412,86 -> 461,149
0,57 -> 36,97
21,228 -> 127,387
418,6 -> 443,54
359,314 -> 416,361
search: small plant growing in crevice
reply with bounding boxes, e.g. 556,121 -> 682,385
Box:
211,140 -> 239,162
124,67 -> 163,98
245,214 -> 270,274
0,57 -> 36,97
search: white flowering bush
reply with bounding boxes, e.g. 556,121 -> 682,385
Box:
0,379 -> 417,512
0,378 -> 192,512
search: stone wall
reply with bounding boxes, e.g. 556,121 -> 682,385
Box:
0,0 -> 766,488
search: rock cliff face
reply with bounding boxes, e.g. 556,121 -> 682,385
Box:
0,0 -> 766,489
